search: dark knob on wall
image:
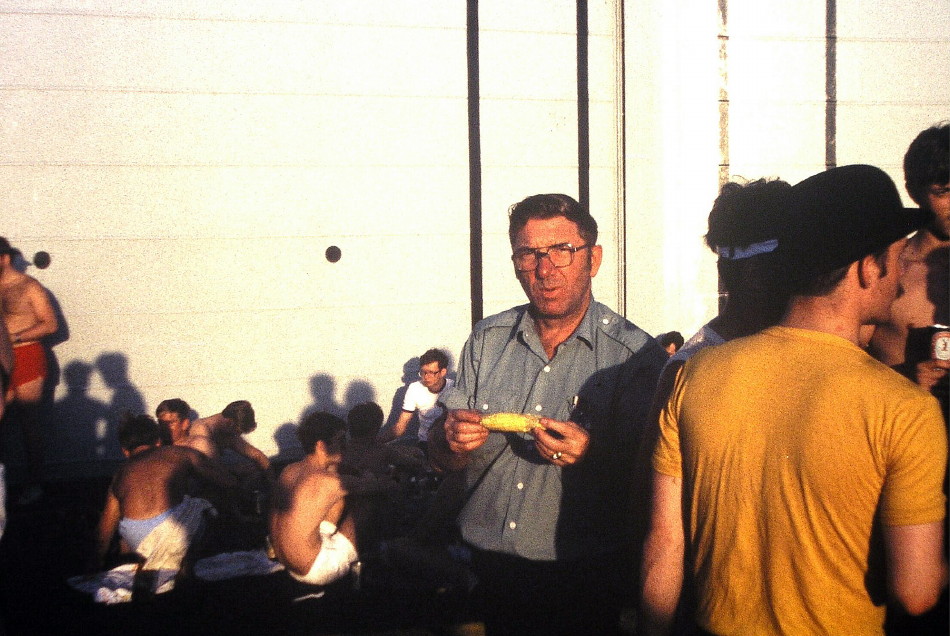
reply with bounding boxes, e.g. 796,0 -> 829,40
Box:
33,251 -> 51,269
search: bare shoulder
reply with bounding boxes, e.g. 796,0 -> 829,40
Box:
302,465 -> 341,488
182,433 -> 216,456
109,461 -> 134,498
156,444 -> 210,470
189,417 -> 213,437
1,274 -> 36,305
288,462 -> 343,495
113,447 -> 182,495
276,460 -> 303,486
8,275 -> 51,306
22,275 -> 50,296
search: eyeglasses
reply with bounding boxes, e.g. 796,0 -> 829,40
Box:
511,243 -> 591,271
419,369 -> 443,378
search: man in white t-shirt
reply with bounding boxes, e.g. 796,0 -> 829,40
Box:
377,348 -> 453,454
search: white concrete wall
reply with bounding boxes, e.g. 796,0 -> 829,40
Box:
0,0 -> 946,477
2,1 -> 478,471
623,0 -> 949,338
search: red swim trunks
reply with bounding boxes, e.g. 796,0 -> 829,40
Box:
11,341 -> 47,389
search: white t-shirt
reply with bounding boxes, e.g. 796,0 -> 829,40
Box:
402,378 -> 454,442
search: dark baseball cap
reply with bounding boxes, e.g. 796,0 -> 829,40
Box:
0,237 -> 20,256
773,164 -> 927,282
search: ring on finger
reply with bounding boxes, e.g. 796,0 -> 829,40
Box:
551,451 -> 562,460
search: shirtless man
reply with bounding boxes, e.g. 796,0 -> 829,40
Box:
92,413 -> 236,574
189,400 -> 270,473
0,237 -> 58,504
155,398 -> 214,456
269,412 -> 359,586
867,124 -> 949,402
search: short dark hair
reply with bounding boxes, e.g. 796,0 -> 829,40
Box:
658,331 -> 684,350
156,398 -> 190,420
118,412 -> 160,452
419,348 -> 448,369
904,123 -> 949,206
298,411 -> 346,455
222,400 -> 256,434
347,402 -> 384,439
0,237 -> 20,257
508,194 -> 598,247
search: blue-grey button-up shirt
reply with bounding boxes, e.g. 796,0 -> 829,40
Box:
442,300 -> 666,561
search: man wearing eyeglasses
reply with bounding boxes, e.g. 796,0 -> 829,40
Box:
377,348 -> 454,455
431,194 -> 667,635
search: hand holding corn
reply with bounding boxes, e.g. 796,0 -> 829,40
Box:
480,412 -> 542,433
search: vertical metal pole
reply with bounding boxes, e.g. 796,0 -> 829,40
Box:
825,0 -> 837,170
614,0 -> 627,315
577,0 -> 590,208
467,0 -> 483,326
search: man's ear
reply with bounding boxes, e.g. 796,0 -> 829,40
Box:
856,254 -> 880,289
589,244 -> 603,278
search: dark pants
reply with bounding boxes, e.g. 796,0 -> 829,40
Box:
468,547 -> 627,636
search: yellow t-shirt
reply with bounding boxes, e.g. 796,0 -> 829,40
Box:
654,326 -> 947,636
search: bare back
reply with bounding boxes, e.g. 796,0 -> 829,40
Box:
177,432 -> 217,459
268,459 -> 348,575
191,413 -> 232,440
189,413 -> 269,470
111,445 -> 208,520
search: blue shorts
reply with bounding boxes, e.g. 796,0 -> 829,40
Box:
119,508 -> 173,551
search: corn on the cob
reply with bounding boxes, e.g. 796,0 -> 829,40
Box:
481,412 -> 541,433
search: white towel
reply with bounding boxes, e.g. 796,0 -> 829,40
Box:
136,495 -> 214,577
194,549 -> 284,581
69,549 -> 284,604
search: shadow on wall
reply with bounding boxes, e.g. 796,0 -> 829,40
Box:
272,372 -> 382,464
386,357 -> 420,428
47,352 -> 145,479
41,280 -> 70,401
272,353 -> 459,464
49,361 -> 111,465
2,351 -> 146,482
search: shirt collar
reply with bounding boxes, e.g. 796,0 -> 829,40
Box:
517,299 -> 597,351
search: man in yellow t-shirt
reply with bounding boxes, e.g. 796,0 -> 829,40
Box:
641,165 -> 948,636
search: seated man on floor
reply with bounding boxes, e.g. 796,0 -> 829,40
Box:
376,348 -> 453,456
158,398 -> 269,522
189,400 -> 270,474
343,401 -> 427,480
91,413 -> 238,589
155,397 -> 214,455
268,412 -> 359,586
